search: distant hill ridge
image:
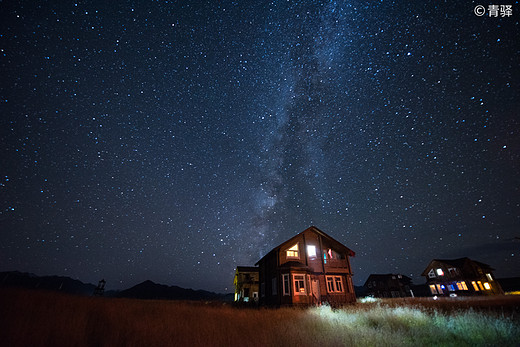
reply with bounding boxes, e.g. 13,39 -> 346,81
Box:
117,279 -> 229,301
0,271 -> 232,301
0,271 -> 96,295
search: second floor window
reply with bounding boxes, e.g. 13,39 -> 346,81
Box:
286,244 -> 299,258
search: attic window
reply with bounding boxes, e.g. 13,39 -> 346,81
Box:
307,245 -> 316,258
286,244 -> 299,258
436,268 -> 444,276
428,269 -> 435,278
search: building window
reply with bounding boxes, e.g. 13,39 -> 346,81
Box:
436,268 -> 444,276
456,281 -> 468,291
483,282 -> 491,290
326,276 -> 334,292
282,274 -> 290,296
286,244 -> 299,258
429,285 -> 438,294
477,281 -> 484,290
486,273 -> 493,282
272,277 -> 277,295
326,276 -> 344,293
307,245 -> 317,258
293,274 -> 306,295
335,277 -> 343,292
471,281 -> 479,291
428,269 -> 436,278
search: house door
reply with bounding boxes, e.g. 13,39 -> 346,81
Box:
311,279 -> 321,304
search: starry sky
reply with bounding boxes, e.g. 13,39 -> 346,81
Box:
1,1 -> 519,293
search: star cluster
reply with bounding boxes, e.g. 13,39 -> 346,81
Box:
1,1 -> 519,292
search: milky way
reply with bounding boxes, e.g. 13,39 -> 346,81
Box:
1,1 -> 519,292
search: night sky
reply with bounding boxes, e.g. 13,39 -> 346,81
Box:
1,1 -> 519,293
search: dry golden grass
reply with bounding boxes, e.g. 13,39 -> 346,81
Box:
1,288 -> 519,347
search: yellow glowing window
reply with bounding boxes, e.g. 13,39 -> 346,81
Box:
456,282 -> 463,290
477,281 -> 484,290
483,282 -> 491,290
472,281 -> 479,291
286,244 -> 299,258
429,285 -> 438,294
461,281 -> 468,290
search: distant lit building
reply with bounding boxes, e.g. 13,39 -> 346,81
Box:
421,257 -> 503,296
233,266 -> 259,303
364,274 -> 413,298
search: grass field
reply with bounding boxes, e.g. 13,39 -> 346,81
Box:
1,288 -> 519,346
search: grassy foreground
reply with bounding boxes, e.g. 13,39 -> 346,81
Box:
1,289 -> 519,347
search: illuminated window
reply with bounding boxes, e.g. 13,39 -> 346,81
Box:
286,244 -> 299,258
307,245 -> 316,258
436,268 -> 444,276
483,282 -> 491,290
429,285 -> 438,294
428,269 -> 436,278
472,281 -> 479,291
448,284 -> 455,291
486,273 -> 493,281
436,284 -> 443,294
293,275 -> 306,295
282,274 -> 290,296
477,281 -> 484,290
323,253 -> 327,264
456,281 -> 468,291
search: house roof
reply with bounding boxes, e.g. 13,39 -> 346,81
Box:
235,266 -> 259,273
255,225 -> 355,265
420,257 -> 494,276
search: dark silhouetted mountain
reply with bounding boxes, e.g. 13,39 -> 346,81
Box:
117,280 -> 231,301
0,271 -> 96,295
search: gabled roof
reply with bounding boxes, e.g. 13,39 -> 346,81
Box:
421,257 -> 494,276
255,226 -> 355,265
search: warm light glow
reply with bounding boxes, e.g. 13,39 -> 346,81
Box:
429,285 -> 438,294
287,244 -> 299,258
307,245 -> 316,258
483,282 -> 491,290
436,268 -> 444,276
472,281 -> 479,291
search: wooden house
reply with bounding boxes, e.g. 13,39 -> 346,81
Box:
364,274 -> 413,298
233,266 -> 259,303
421,257 -> 503,296
255,226 -> 356,306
